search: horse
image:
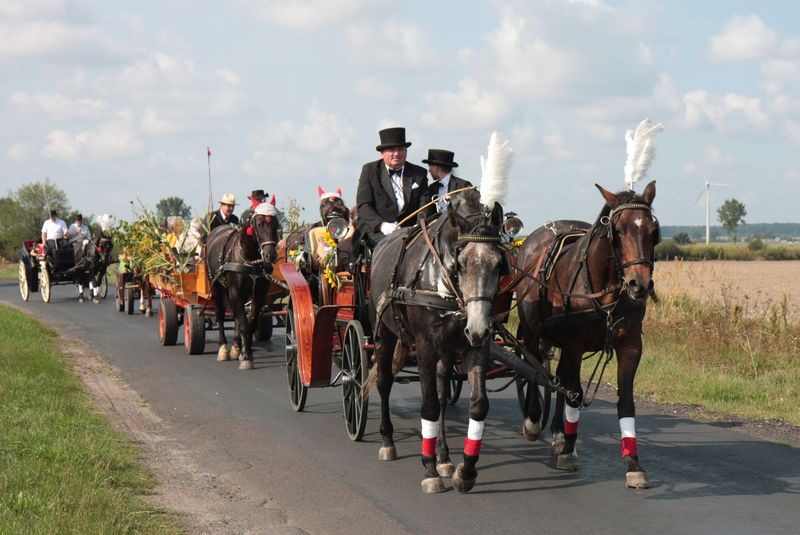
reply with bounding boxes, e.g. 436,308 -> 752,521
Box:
205,197 -> 281,370
71,231 -> 113,304
369,189 -> 509,494
514,180 -> 659,489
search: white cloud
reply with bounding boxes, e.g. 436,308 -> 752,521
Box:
5,143 -> 34,163
682,90 -> 770,133
786,121 -> 800,145
568,0 -> 613,11
344,21 -> 438,70
215,69 -> 241,86
43,109 -> 144,162
418,79 -> 508,132
243,0 -> 391,30
683,145 -> 735,176
11,91 -> 109,122
355,77 -> 397,102
708,15 -> 777,62
635,42 -> 655,67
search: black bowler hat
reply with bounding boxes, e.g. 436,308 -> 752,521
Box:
375,127 -> 412,151
422,149 -> 458,168
248,189 -> 267,201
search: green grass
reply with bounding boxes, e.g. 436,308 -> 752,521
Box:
508,292 -> 800,426
0,304 -> 183,534
0,262 -> 16,280
656,240 -> 800,261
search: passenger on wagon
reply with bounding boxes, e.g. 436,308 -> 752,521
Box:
41,209 -> 68,248
355,127 -> 427,246
68,213 -> 91,240
208,192 -> 239,231
420,149 -> 472,216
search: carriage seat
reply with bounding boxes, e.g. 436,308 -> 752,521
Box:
45,239 -> 75,269
542,230 -> 588,281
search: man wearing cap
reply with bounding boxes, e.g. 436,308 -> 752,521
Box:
356,126 -> 428,246
41,210 -> 68,246
240,189 -> 268,225
421,149 -> 473,216
68,214 -> 91,240
208,192 -> 239,231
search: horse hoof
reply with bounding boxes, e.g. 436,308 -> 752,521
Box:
551,432 -> 565,455
452,463 -> 476,494
239,359 -> 253,370
421,477 -> 446,494
436,462 -> 455,478
78,296 -> 84,303
556,452 -> 578,471
217,346 -> 229,361
230,345 -> 242,359
378,447 -> 397,461
93,298 -> 101,304
522,417 -> 542,442
626,471 -> 649,489
146,309 -> 153,317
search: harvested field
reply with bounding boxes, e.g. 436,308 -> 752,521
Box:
653,260 -> 800,323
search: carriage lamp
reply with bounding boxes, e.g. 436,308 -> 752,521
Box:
326,217 -> 349,240
502,212 -> 524,239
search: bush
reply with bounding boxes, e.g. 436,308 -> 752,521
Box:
672,232 -> 692,245
748,237 -> 765,251
655,240 -> 683,260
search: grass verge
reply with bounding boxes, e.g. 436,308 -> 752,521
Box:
0,303 -> 182,534
0,261 -> 16,280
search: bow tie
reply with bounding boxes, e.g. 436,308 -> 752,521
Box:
389,168 -> 402,177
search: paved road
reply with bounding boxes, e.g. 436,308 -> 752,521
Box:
4,281 -> 800,534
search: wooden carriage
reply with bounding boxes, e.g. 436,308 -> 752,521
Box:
17,239 -> 108,303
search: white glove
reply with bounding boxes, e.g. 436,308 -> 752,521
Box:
380,222 -> 398,235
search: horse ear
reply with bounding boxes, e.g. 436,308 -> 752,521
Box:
269,194 -> 276,206
489,202 -> 503,230
642,180 -> 656,206
318,186 -> 325,198
336,187 -> 342,197
595,184 -> 617,205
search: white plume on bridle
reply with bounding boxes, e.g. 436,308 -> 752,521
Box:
479,131 -> 513,209
624,119 -> 663,191
95,213 -> 114,232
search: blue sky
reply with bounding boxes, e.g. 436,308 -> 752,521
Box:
1,0 -> 799,227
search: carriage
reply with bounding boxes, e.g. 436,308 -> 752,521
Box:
278,212 -> 558,442
17,239 -> 108,303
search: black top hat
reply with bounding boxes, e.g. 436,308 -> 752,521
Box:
49,209 -> 58,217
248,189 -> 267,201
421,149 -> 458,168
376,127 -> 412,151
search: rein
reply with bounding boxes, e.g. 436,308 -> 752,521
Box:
418,214 -> 463,311
396,186 -> 477,227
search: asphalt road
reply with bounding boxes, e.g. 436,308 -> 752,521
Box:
4,281 -> 800,535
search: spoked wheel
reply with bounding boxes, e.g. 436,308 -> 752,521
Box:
285,297 -> 307,412
184,305 -> 206,355
98,275 -> 108,299
446,363 -> 464,405
124,286 -> 135,315
18,260 -> 29,302
39,266 -> 51,303
158,298 -> 179,346
342,320 -> 369,441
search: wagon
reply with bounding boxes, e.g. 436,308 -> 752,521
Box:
149,251 -> 288,355
17,239 -> 107,303
279,215 -> 558,442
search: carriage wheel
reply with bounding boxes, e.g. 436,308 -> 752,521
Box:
98,275 -> 108,299
184,305 -> 206,355
255,314 -> 273,341
18,260 -> 29,302
284,297 -> 308,412
124,286 -> 135,315
342,320 -> 369,441
158,299 -> 179,346
447,375 -> 464,406
39,266 -> 51,303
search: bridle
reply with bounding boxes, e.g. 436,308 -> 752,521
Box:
246,215 -> 278,266
603,202 -> 660,276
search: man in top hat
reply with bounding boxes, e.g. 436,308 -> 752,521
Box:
240,189 -> 268,225
208,192 -> 239,231
68,213 -> 91,240
356,126 -> 428,246
420,149 -> 473,216
41,209 -> 68,246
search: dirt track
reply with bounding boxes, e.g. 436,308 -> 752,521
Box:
654,260 -> 800,323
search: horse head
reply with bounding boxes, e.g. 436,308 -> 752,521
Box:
596,180 -> 659,301
318,186 -> 351,225
247,194 -> 281,265
441,190 -> 508,347
95,232 -> 114,267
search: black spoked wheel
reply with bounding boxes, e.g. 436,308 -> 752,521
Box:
285,298 -> 307,412
18,260 -> 29,302
446,373 -> 464,406
342,320 -> 369,441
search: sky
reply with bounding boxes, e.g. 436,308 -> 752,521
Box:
1,0 -> 799,228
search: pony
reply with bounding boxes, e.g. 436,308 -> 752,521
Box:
514,180 -> 659,489
205,195 -> 281,370
369,188 -> 509,493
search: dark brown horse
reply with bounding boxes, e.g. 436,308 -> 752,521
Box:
515,181 -> 659,489
369,189 -> 509,494
205,201 -> 281,370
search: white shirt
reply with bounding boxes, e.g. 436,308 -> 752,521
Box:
386,165 -> 405,213
42,218 -> 68,240
68,223 -> 90,239
435,173 -> 452,213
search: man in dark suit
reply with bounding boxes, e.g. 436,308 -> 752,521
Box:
420,149 -> 473,217
208,192 -> 239,231
356,127 -> 428,246
240,189 -> 268,225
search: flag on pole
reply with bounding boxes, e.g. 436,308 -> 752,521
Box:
207,146 -> 211,158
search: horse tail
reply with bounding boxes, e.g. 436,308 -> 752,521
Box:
363,340 -> 408,397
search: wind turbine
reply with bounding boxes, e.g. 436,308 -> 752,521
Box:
694,180 -> 730,244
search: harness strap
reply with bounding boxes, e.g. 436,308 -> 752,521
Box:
418,214 -> 464,311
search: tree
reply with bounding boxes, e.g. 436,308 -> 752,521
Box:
717,198 -> 747,242
672,232 -> 691,245
155,197 -> 192,222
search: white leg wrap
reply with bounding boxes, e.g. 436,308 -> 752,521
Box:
421,419 -> 439,439
565,405 -> 580,423
467,419 -> 485,440
78,284 -> 83,293
620,417 -> 636,438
